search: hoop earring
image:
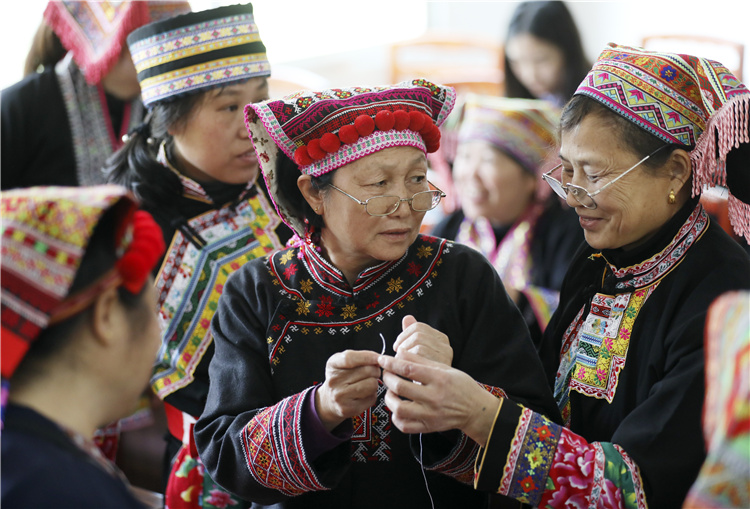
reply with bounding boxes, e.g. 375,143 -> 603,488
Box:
668,190 -> 676,204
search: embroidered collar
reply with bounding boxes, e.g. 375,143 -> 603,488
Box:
299,241 -> 404,296
597,200 -> 708,291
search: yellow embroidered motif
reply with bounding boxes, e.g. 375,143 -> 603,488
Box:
386,277 -> 403,293
300,279 -> 313,293
296,300 -> 311,316
341,304 -> 357,319
279,250 -> 294,264
417,245 -> 433,259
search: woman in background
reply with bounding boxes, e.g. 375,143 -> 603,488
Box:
107,5 -> 291,507
1,1 -> 190,189
1,185 -> 165,508
503,0 -> 590,108
432,95 -> 582,343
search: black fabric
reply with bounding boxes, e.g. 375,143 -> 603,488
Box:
195,236 -> 560,508
1,404 -> 146,509
533,198 -> 750,507
1,69 -> 77,189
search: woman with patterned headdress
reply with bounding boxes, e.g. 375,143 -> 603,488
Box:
106,5 -> 292,508
378,43 -> 750,507
0,185 -> 165,508
194,79 -> 560,508
432,96 -> 583,345
1,1 -> 191,189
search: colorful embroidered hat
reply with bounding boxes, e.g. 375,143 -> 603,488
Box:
574,42 -> 750,239
43,1 -> 192,85
245,78 -> 456,235
457,95 -> 560,175
127,3 -> 271,108
1,185 -> 165,392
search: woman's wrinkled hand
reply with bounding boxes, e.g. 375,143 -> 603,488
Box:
392,315 -> 453,366
315,349 -> 381,432
378,351 -> 499,447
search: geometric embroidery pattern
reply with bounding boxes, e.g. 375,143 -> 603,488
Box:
151,192 -> 283,399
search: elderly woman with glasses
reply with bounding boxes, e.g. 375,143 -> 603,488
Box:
194,80 -> 560,508
377,44 -> 750,507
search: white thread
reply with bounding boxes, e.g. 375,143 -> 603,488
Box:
379,333 -> 386,355
419,432 -> 435,509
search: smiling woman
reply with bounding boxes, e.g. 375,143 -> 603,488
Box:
375,43 -> 750,508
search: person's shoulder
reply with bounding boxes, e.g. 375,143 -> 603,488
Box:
2,430 -> 142,508
2,69 -> 59,102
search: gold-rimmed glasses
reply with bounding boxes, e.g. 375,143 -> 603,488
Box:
542,145 -> 669,209
328,181 -> 446,217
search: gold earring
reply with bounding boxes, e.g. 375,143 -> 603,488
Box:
315,206 -> 321,213
668,190 -> 676,204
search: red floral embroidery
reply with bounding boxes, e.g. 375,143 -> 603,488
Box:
542,431 -> 595,508
316,295 -> 334,317
407,261 -> 422,276
283,263 -> 298,279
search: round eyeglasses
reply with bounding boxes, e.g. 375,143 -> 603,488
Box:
328,181 -> 446,217
541,145 -> 669,209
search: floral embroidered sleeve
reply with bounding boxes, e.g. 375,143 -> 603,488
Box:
475,401 -> 646,509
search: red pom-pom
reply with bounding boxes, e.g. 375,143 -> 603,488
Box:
393,110 -> 410,131
374,110 -> 395,131
425,140 -> 440,153
338,125 -> 359,144
422,125 -> 441,144
295,146 -> 313,166
320,133 -> 341,153
307,139 -> 326,160
117,210 -> 165,294
354,115 -> 375,136
408,111 -> 425,132
419,114 -> 435,134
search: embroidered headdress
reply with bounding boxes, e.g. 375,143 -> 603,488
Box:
127,3 -> 271,108
245,78 -> 456,235
43,1 -> 191,85
457,95 -> 560,175
574,42 -> 750,239
1,185 -> 165,416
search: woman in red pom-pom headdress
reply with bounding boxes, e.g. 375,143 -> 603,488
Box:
194,79 -> 560,508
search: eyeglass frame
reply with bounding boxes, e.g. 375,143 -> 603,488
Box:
542,145 -> 670,209
327,181 -> 447,217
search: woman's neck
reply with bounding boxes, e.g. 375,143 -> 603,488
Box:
9,367 -> 112,438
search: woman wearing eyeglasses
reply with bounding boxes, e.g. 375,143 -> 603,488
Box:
194,80 -> 560,508
377,44 -> 750,507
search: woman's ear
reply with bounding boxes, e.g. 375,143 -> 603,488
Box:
297,174 -> 324,213
88,286 -> 123,347
669,148 -> 692,193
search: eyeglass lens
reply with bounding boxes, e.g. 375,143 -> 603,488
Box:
366,191 -> 442,216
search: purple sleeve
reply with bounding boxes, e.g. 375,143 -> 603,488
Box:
302,385 -> 353,462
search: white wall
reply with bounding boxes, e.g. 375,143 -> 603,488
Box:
2,1 -> 749,91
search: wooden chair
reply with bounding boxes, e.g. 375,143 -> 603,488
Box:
389,32 -> 504,96
641,35 -> 745,80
